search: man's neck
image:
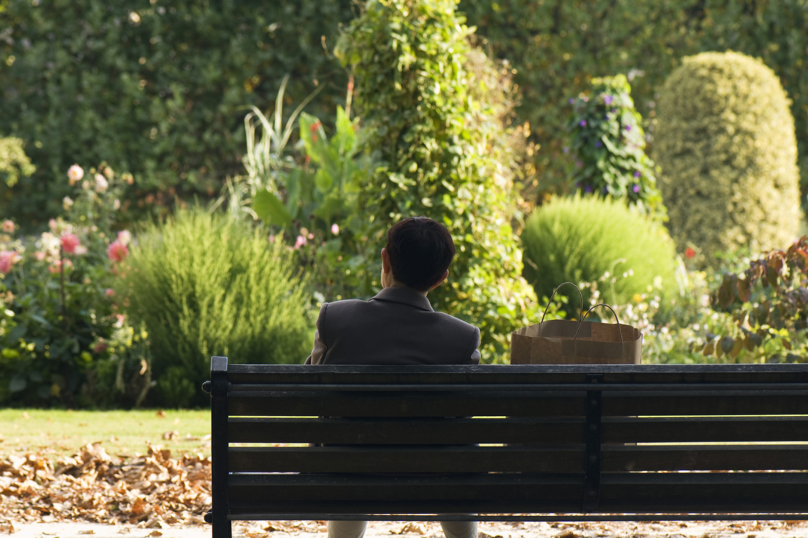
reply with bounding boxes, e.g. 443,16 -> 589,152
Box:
385,282 -> 429,298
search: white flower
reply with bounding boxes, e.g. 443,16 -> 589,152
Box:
67,165 -> 84,185
94,174 -> 109,193
117,230 -> 131,246
63,196 -> 74,210
113,199 -> 121,210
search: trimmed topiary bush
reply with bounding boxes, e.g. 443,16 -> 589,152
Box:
521,195 -> 677,308
117,209 -> 312,408
336,0 -> 537,362
653,51 -> 801,263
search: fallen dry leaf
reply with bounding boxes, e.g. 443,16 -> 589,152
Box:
556,531 -> 577,538
147,531 -> 162,537
156,410 -> 166,418
392,523 -> 427,535
161,431 -> 179,441
0,444 -> 211,526
78,531 -> 95,535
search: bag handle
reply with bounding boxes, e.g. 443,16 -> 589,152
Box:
540,282 -> 584,326
574,303 -> 624,343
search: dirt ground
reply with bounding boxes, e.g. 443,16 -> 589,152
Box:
6,519 -> 808,538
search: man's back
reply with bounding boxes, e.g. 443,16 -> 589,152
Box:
305,287 -> 480,366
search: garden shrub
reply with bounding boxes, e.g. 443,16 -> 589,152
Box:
0,163 -> 148,408
567,75 -> 664,219
654,51 -> 801,264
521,195 -> 677,310
0,0 -> 355,227
337,0 -> 537,362
117,208 -> 312,408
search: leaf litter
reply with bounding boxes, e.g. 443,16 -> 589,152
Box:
0,442 -> 211,528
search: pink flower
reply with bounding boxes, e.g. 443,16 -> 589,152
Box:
307,232 -> 314,240
67,165 -> 84,185
93,341 -> 108,354
61,233 -> 80,254
269,235 -> 275,243
294,235 -> 307,249
685,247 -> 696,260
34,251 -> 46,261
117,230 -> 131,246
331,223 -> 339,235
105,288 -> 115,297
2,220 -> 14,234
0,251 -> 18,273
49,219 -> 58,231
48,259 -> 72,274
107,239 -> 129,262
94,174 -> 109,193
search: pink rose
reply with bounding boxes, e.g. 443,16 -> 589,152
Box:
2,220 -> 14,234
67,164 -> 84,185
0,251 -> 18,274
107,239 -> 129,262
105,288 -> 115,297
294,235 -> 307,249
61,233 -> 81,254
331,223 -> 339,235
48,259 -> 72,274
34,251 -> 46,261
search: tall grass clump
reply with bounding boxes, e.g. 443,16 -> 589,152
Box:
522,195 -> 677,310
117,209 -> 312,407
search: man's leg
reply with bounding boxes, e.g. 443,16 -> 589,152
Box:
439,520 -> 477,538
327,521 -> 368,538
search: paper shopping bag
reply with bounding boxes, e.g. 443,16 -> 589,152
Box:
510,282 -> 643,364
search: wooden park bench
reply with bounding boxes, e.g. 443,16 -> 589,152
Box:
202,356 -> 808,538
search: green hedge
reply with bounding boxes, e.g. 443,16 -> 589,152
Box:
0,0 -> 354,227
654,51 -> 801,261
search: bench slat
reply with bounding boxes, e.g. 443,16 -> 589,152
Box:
228,417 -> 585,444
603,416 -> 808,443
228,446 -> 584,473
603,393 -> 808,416
228,392 -> 586,417
602,445 -> 808,471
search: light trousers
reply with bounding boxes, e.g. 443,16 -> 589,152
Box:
327,520 -> 477,538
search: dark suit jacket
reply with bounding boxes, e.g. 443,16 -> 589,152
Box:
304,286 -> 481,365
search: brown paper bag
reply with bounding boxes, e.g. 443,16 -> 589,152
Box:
510,282 -> 643,365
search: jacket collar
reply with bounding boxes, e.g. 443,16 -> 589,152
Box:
372,286 -> 434,312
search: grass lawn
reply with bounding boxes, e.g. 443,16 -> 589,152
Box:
0,408 -> 211,460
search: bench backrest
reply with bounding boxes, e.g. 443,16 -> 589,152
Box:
207,357 -> 808,520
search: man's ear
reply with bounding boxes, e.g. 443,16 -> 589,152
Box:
381,248 -> 392,274
429,270 -> 449,290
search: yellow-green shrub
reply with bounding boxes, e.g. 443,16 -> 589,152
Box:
653,51 -> 800,264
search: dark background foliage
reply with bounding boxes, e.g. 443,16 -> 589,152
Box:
0,0 -> 354,227
2,0 -> 808,222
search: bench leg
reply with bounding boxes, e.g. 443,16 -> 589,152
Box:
212,516 -> 232,538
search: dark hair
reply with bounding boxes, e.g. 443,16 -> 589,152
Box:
385,217 -> 455,291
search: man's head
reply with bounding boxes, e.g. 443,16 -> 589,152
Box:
381,217 -> 455,293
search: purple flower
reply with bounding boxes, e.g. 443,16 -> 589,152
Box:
633,184 -> 641,193
563,146 -> 569,154
603,95 -> 614,105
569,98 -> 575,104
625,125 -> 632,131
582,96 -> 589,102
575,161 -> 583,167
585,185 -> 592,193
634,171 -> 641,178
595,141 -> 602,148
579,120 -> 587,127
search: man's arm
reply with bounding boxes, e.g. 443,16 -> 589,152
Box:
304,303 -> 329,365
464,326 -> 481,365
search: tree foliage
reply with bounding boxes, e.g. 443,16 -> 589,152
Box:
337,0 -> 537,362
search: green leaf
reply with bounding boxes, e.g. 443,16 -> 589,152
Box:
314,168 -> 334,194
253,188 -> 291,228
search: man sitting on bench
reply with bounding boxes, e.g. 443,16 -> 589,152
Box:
305,216 -> 480,538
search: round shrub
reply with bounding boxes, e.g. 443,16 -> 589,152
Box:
653,51 -> 801,263
117,209 -> 312,408
521,195 -> 677,308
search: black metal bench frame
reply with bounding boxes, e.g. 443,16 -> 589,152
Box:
203,356 -> 808,538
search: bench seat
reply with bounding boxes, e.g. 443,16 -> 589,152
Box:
203,357 -> 808,537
